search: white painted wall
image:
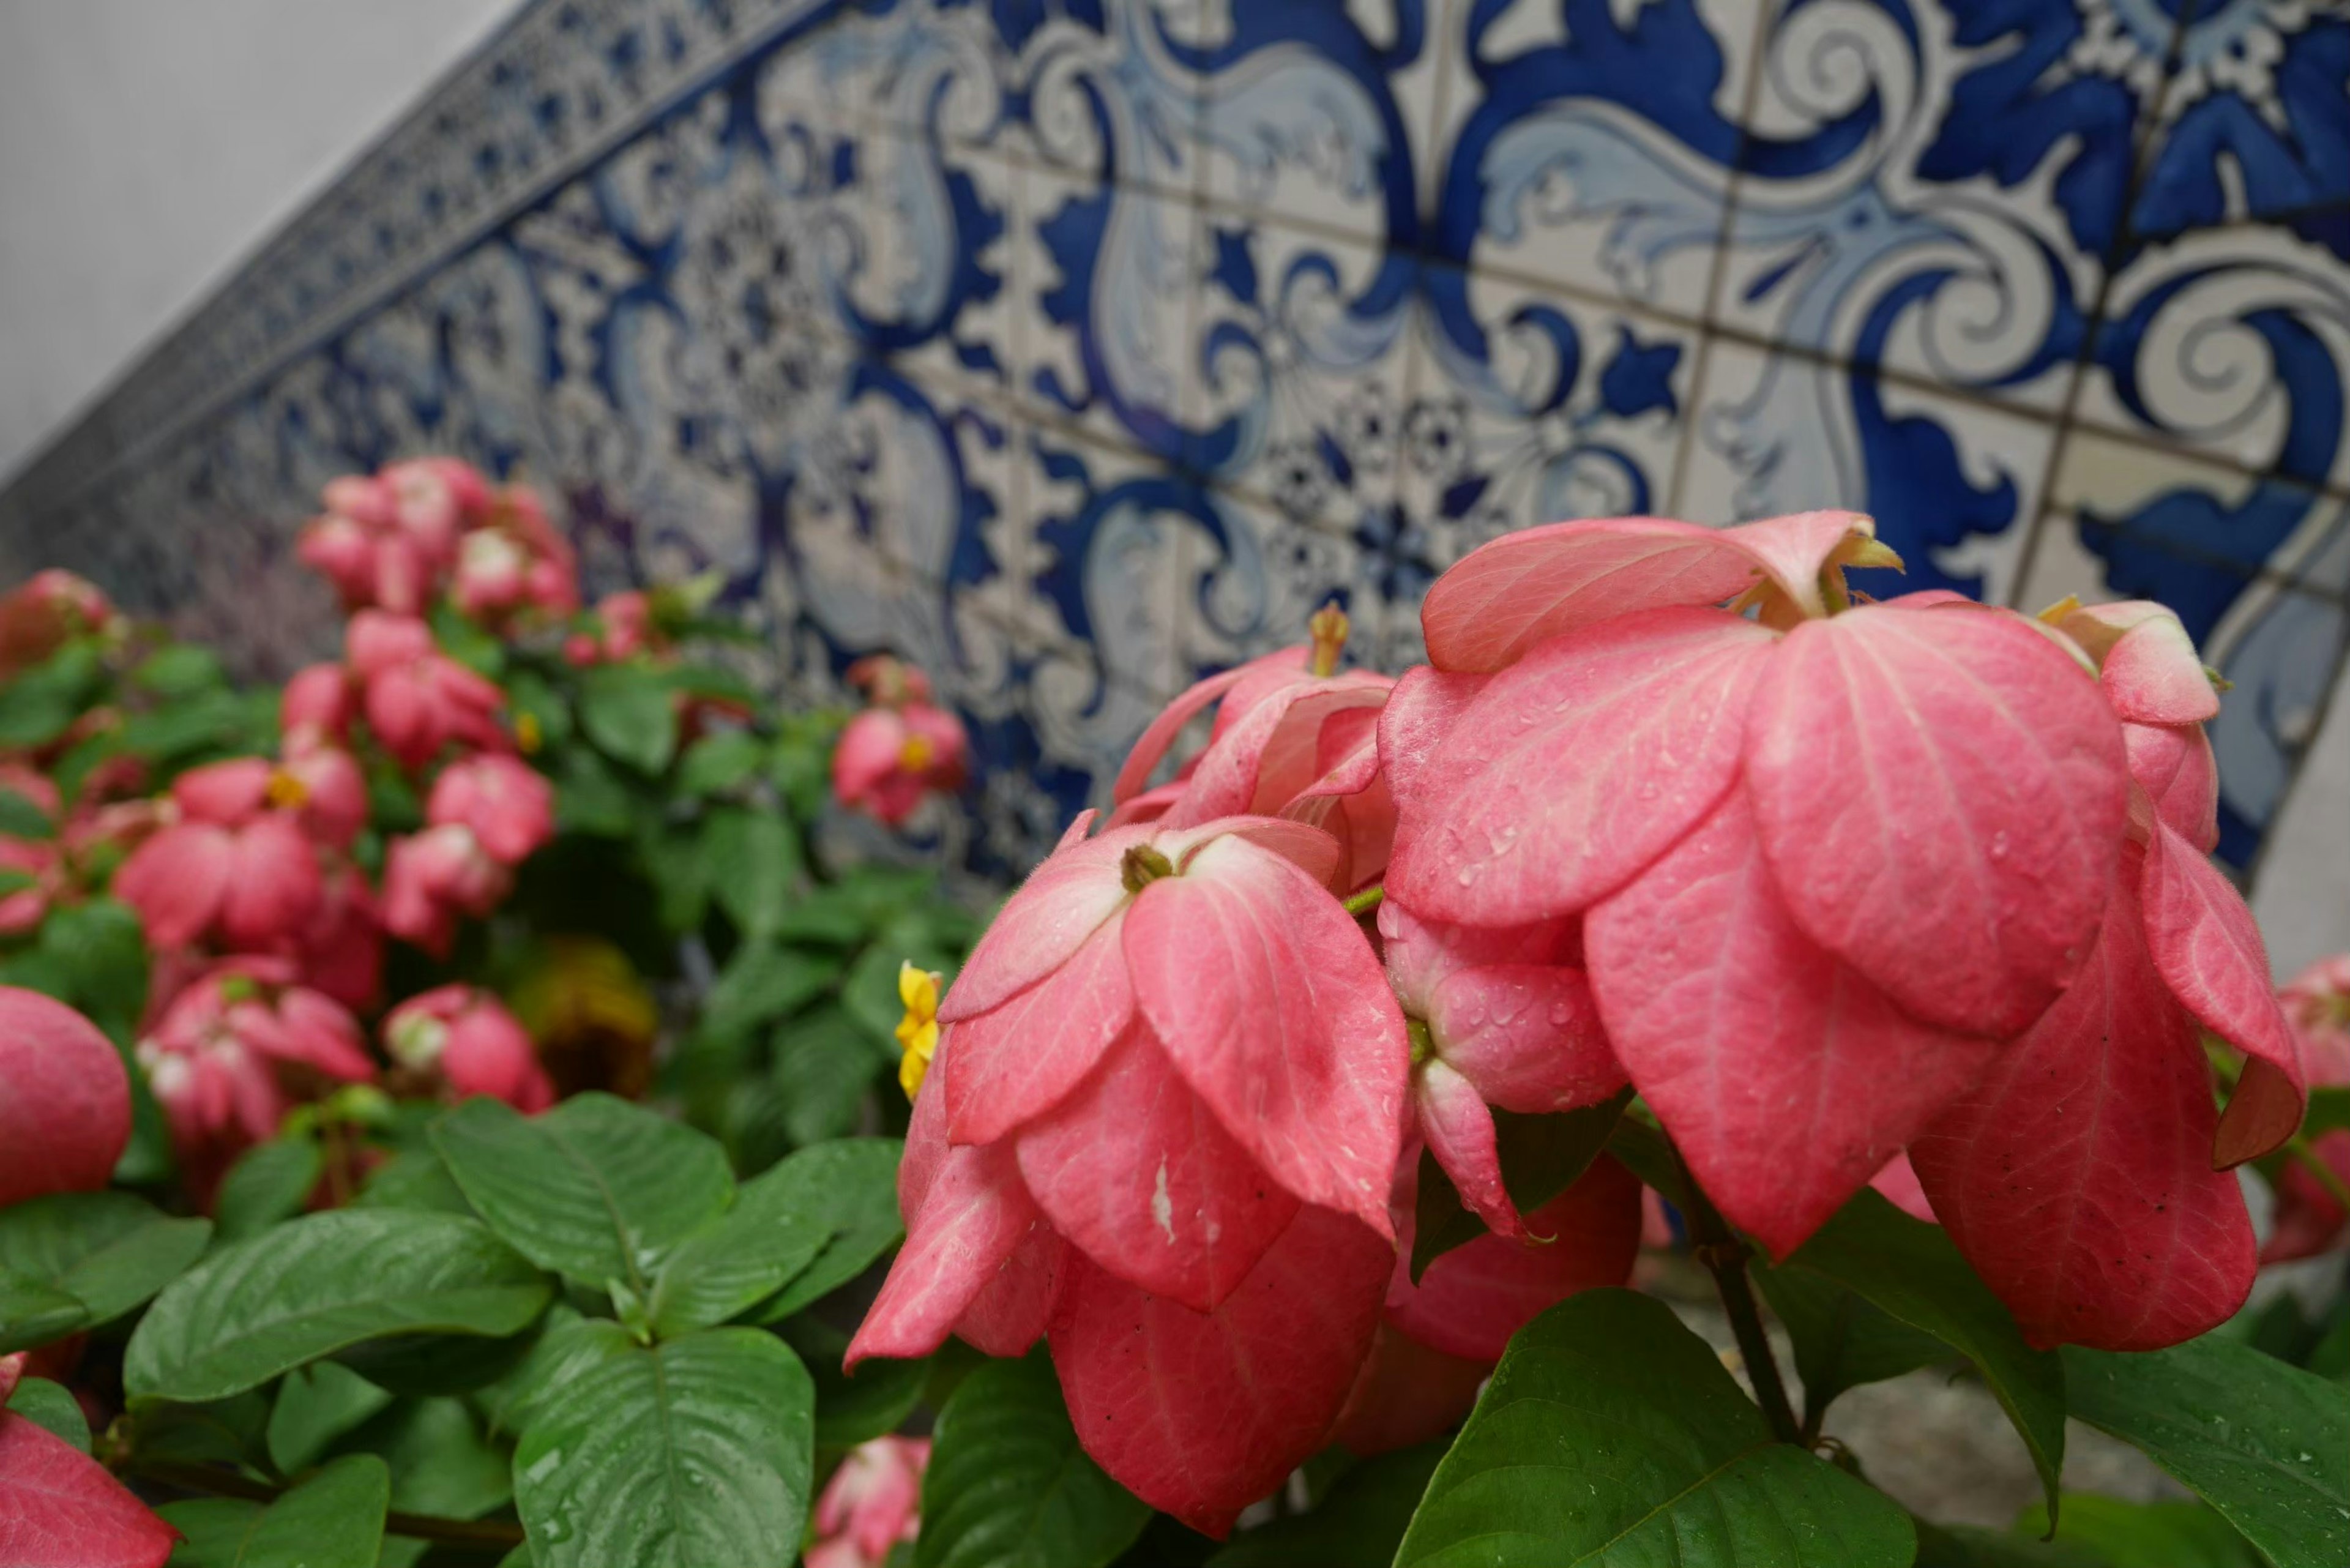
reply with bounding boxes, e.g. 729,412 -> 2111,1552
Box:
0,0 -> 517,485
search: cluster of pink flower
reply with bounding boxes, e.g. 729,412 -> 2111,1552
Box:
848,511 -> 2318,1534
805,1436 -> 927,1568
830,656 -> 969,826
98,461 -> 575,1197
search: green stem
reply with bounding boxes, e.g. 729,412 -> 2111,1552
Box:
1341,884 -> 1384,917
2286,1136 -> 2350,1214
127,1460 -> 525,1550
1673,1152 -> 1802,1446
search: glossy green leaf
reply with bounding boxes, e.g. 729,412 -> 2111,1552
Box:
0,786 -> 51,838
1411,1089 -> 1632,1280
159,1452 -> 387,1568
1395,1290 -> 1915,1567
512,1321 -> 815,1568
125,1209 -> 550,1403
1910,1521 -> 2103,1568
578,663 -> 679,774
430,1092 -> 734,1292
351,1148 -> 474,1215
2064,1337 -> 2350,1567
647,1155 -> 836,1338
677,731 -> 767,796
1754,1262 -> 1952,1417
338,1395 -> 513,1520
332,1324 -> 539,1397
7,1375 -> 89,1452
267,1361 -> 393,1474
132,643 -> 226,698
212,1139 -> 324,1243
0,1268 -> 88,1353
770,1006 -> 887,1146
779,1315 -> 928,1449
1207,1443 -> 1445,1567
916,1353 -> 1151,1568
704,806 -> 804,939
34,898 -> 150,1041
1780,1190 -> 2065,1513
132,1391 -> 271,1469
2015,1495 -> 2259,1568
703,941 -> 834,1037
749,1139 -> 905,1323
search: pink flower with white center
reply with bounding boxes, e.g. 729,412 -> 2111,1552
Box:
384,985 -> 553,1113
346,610 -> 508,768
805,1436 -> 928,1568
135,960 -> 375,1201
427,753 -> 554,866
282,663 -> 355,752
1379,897 -> 1622,1241
848,812 -> 1407,1534
113,758 -> 322,951
0,987 -> 131,1208
1106,606 -> 1397,893
381,824 -> 512,957
830,703 -> 969,826
450,487 -> 580,621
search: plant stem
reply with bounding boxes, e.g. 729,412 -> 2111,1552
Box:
1341,883 -> 1384,917
128,1460 -> 526,1550
2286,1135 -> 2350,1213
1671,1152 -> 1802,1446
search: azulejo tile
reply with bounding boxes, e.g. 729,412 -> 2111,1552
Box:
846,125 -> 1026,403
1434,0 -> 1764,323
1679,335 -> 2053,606
1005,0 -> 1206,195
2073,225 -> 2350,501
1174,483 -> 1394,684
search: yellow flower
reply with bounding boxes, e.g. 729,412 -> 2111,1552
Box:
895,960 -> 942,1100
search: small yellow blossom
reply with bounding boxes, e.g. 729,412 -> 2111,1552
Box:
515,711 -> 543,754
264,768 -> 310,810
896,961 -> 943,1100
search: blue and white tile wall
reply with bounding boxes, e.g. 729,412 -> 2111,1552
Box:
2,0 -> 2345,917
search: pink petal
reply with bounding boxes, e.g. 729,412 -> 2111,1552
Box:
1330,1321 -> 1492,1457
1870,1154 -> 1938,1225
0,988 -> 131,1208
2061,602 -> 2220,724
1384,1155 -> 1641,1361
0,1413 -> 179,1568
113,825 -> 233,949
1162,679 -> 1390,828
1111,649 -> 1300,805
1587,790 -> 1997,1259
2260,1129 -> 2350,1264
170,758 -> 273,826
2123,722 -> 2220,853
1428,962 -> 1623,1113
1124,835 -> 1406,1234
2139,823 -> 2305,1165
1158,816 -> 1345,890
1909,867 -> 2255,1351
951,1226 -> 1066,1357
942,915 -> 1135,1146
218,818 -> 324,950
1379,899 -> 1582,1018
274,990 -> 376,1081
845,1135 -> 1048,1368
1015,1026 -> 1300,1310
1048,1205 -> 1392,1537
1415,1061 -> 1525,1241
1375,665 -> 1490,810
937,824 -> 1151,1023
1390,608 -> 1775,927
832,710 -> 908,801
1744,603 -> 2128,1038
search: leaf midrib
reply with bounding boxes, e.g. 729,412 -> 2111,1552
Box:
1411,1437 -> 1787,1566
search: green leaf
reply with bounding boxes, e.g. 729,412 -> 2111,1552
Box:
350,1149 -> 474,1215
0,644 -> 99,748
132,1392 -> 271,1469
1411,1089 -> 1632,1280
114,689 -> 257,764
749,1139 -> 905,1323
124,1209 -> 551,1403
7,1375 -> 91,1451
267,1361 -> 394,1474
159,1452 -> 388,1568
703,807 -> 804,939
2302,1085 -> 2350,1140
35,898 -> 149,1040
430,1093 -> 736,1293
770,1007 -> 885,1147
1911,1521 -> 2103,1568
1778,1190 -> 2065,1514
0,786 -> 52,838
704,941 -> 834,1038
778,1315 -> 928,1448
332,1326 -> 540,1397
1207,1443 -> 1445,1567
0,1267 -> 89,1353
648,1157 -> 838,1338
212,1139 -> 324,1243
1395,1289 -> 1915,1568
2014,1495 -> 2259,1568
335,1395 -> 512,1520
552,747 -> 635,837
1753,1262 -> 1952,1415
132,644 -> 226,698
677,731 -> 768,796
579,664 -> 679,775
2064,1336 -> 2350,1567
769,886 -> 875,947
916,1353 -> 1151,1568
512,1322 -> 815,1568
430,603 -> 507,679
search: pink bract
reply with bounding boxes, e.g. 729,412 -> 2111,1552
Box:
0,988 -> 132,1208
0,1411 -> 178,1568
428,753 -> 555,866
385,984 -> 554,1113
809,1436 -> 928,1567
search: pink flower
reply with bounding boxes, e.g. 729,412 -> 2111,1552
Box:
282,663 -> 355,751
807,1436 -> 928,1568
830,703 -> 969,825
2255,957 -> 2350,1263
1334,1152 -> 1639,1455
0,987 -> 131,1208
0,570 -> 118,678
427,753 -> 553,865
564,590 -> 655,667
381,825 -> 511,956
135,960 -> 375,1200
2281,955 -> 2350,1084
848,813 -> 1407,1534
113,759 -> 322,950
277,745 -> 368,851
346,611 -> 508,768
0,834 -> 55,935
449,487 -> 580,621
285,863 -> 384,1014
384,985 -> 553,1113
